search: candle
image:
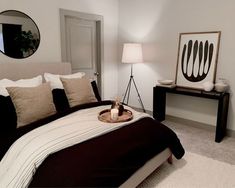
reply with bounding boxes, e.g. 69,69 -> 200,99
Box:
111,108 -> 119,121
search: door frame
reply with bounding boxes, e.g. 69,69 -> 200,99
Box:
60,9 -> 104,97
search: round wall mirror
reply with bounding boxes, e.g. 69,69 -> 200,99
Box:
0,10 -> 40,59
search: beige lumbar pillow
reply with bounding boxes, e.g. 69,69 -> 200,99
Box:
60,77 -> 97,107
7,82 -> 56,128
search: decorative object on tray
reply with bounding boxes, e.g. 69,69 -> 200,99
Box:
156,79 -> 176,88
111,97 -> 124,116
110,108 -> 119,121
202,81 -> 214,91
98,109 -> 133,123
214,78 -> 229,92
214,80 -> 228,92
214,83 -> 228,92
175,31 -> 221,89
99,98 -> 132,123
158,79 -> 174,85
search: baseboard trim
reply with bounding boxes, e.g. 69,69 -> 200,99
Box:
129,106 -> 152,116
165,115 -> 235,138
128,106 -> 235,138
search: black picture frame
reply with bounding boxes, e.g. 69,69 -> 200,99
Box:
175,31 -> 221,89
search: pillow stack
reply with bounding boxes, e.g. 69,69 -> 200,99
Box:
44,72 -> 85,89
0,75 -> 42,96
7,83 -> 56,127
0,72 -> 101,134
0,76 -> 46,131
44,72 -> 101,112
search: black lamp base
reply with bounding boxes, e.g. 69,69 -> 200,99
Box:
122,65 -> 146,113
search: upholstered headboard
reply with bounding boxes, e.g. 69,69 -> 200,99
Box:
0,62 -> 72,80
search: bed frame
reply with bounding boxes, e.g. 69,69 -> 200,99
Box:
121,148 -> 172,187
0,62 -> 172,187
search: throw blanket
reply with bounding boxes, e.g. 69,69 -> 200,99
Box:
0,105 -> 149,188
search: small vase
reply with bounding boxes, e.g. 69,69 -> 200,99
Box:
118,104 -> 124,116
111,100 -> 124,116
202,81 -> 214,91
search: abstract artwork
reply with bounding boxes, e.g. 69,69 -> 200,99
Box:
175,31 -> 221,89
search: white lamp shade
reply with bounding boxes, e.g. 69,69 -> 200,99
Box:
122,43 -> 143,63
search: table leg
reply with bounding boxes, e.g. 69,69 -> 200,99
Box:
215,93 -> 229,142
153,87 -> 166,121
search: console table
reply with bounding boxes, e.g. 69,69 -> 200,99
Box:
153,85 -> 230,142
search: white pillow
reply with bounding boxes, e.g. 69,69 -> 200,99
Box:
0,75 -> 43,96
44,72 -> 85,89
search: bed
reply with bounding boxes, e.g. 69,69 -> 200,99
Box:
0,62 -> 185,188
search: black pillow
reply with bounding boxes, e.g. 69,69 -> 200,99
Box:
52,89 -> 70,112
0,95 -> 17,134
91,80 -> 101,101
52,80 -> 101,113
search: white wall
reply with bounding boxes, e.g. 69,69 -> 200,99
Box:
118,0 -> 235,130
1,0 -> 234,131
0,0 -> 119,99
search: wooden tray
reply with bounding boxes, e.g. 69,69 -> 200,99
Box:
98,109 -> 133,123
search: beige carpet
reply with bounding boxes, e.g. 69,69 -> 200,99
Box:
138,151 -> 235,188
164,120 -> 235,165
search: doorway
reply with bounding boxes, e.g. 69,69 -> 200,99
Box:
60,9 -> 103,95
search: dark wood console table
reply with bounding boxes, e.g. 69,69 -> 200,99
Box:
153,85 -> 230,143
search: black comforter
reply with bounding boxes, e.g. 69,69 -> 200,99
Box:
0,101 -> 184,187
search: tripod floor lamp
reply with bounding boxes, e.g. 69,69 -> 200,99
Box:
122,43 -> 146,112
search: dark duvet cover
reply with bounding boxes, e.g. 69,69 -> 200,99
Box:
0,101 -> 185,187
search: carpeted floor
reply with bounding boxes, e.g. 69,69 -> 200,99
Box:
137,119 -> 235,187
138,151 -> 235,188
164,120 -> 235,165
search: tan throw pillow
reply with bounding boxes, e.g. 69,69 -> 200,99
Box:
60,77 -> 97,107
7,83 -> 56,128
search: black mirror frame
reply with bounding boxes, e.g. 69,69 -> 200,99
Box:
0,10 -> 40,59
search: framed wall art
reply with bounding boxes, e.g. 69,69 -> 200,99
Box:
175,31 -> 221,89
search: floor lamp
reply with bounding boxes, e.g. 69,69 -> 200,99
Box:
122,43 -> 146,112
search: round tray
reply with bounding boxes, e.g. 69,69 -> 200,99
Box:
98,109 -> 133,123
